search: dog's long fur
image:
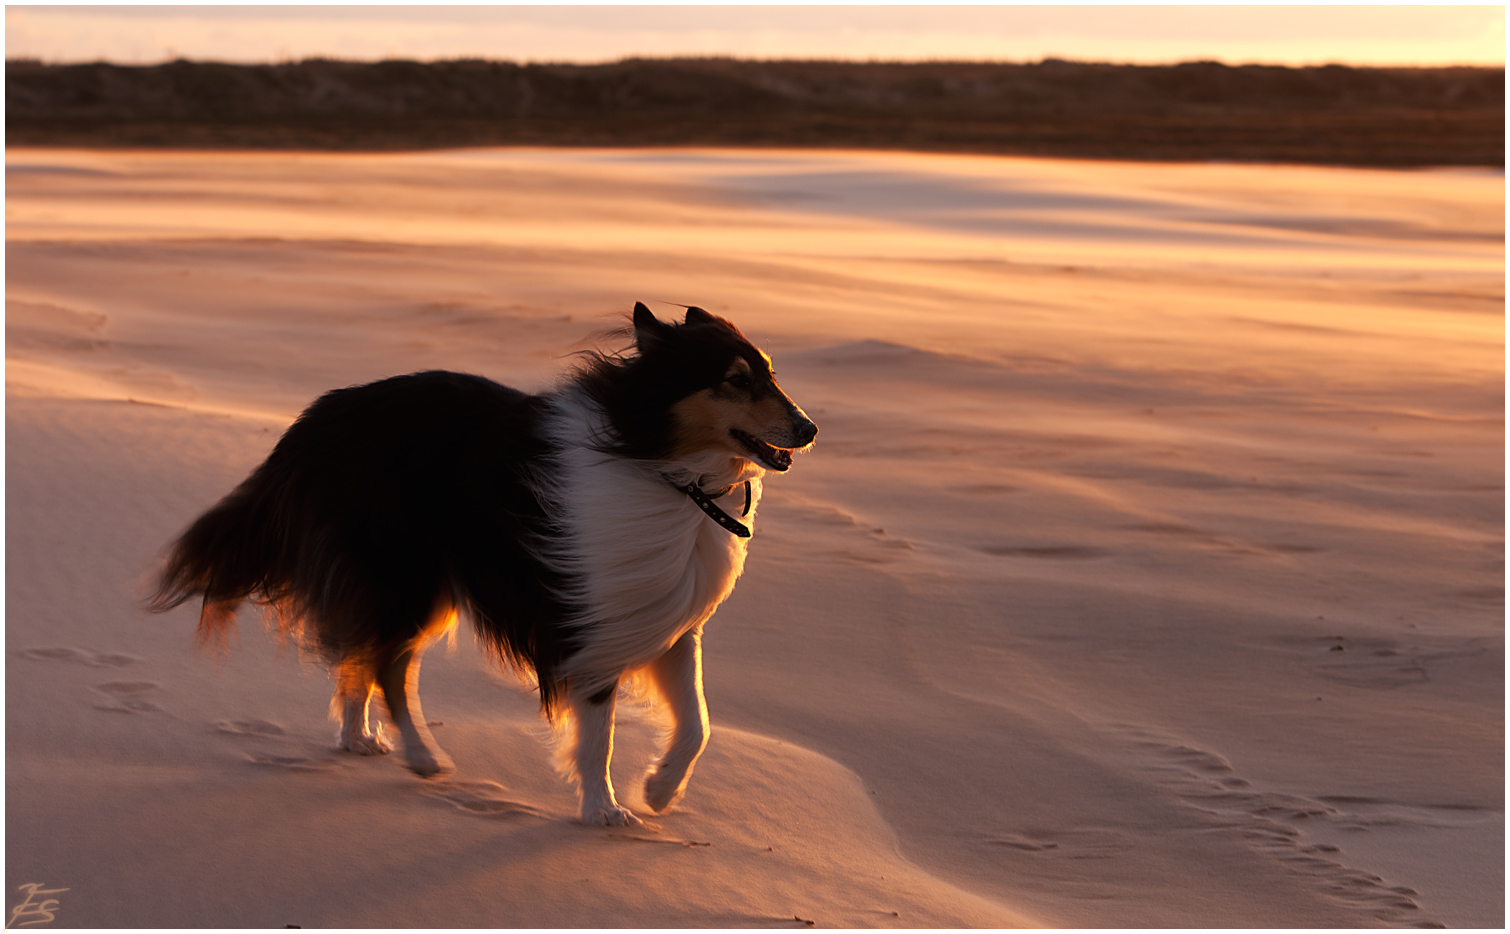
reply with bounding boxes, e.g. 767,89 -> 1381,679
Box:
149,303 -> 816,825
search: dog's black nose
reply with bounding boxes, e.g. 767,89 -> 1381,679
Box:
794,417 -> 818,446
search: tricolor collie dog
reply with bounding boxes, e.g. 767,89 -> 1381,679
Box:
149,303 -> 816,826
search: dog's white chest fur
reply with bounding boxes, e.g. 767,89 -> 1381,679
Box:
543,394 -> 762,687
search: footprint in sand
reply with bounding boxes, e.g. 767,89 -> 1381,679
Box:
988,834 -> 1059,852
217,720 -> 286,737
987,829 -> 1130,859
91,681 -> 162,713
21,646 -> 138,667
1115,726 -> 1440,926
976,544 -> 1107,559
423,780 -> 542,818
221,721 -> 344,772
246,754 -> 342,772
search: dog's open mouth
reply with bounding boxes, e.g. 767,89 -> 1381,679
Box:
730,429 -> 795,471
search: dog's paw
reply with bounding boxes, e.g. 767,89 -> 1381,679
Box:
404,746 -> 455,779
582,803 -> 643,827
643,767 -> 688,813
339,726 -> 394,756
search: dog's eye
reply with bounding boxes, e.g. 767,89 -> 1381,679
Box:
726,373 -> 752,390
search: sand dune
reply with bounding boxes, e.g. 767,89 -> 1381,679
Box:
6,148 -> 1502,927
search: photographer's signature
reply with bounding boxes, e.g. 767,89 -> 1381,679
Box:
5,884 -> 67,928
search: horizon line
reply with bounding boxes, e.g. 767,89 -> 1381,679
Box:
8,54 -> 1505,70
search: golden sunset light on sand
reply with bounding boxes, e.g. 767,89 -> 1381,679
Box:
4,5 -> 1504,931
7,145 -> 1502,928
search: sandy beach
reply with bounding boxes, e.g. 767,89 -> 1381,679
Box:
5,147 -> 1503,927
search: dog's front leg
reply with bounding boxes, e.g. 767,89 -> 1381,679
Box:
643,629 -> 710,812
571,681 -> 641,826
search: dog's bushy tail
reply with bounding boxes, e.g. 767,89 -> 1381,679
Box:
147,478 -> 279,647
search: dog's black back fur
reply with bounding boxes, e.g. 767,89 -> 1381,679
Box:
149,370 -> 577,710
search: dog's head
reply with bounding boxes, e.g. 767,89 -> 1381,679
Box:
598,302 -> 817,472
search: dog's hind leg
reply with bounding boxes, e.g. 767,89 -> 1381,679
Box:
568,680 -> 641,826
642,629 -> 710,812
376,647 -> 454,778
332,654 -> 393,756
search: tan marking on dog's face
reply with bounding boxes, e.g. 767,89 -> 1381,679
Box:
670,389 -> 763,459
670,357 -> 808,461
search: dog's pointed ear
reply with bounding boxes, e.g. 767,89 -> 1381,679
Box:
633,301 -> 672,353
685,306 -> 715,325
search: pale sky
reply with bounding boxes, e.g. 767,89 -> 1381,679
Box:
6,5 -> 1505,68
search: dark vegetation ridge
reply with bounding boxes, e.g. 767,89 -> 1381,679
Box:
6,57 -> 1504,165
